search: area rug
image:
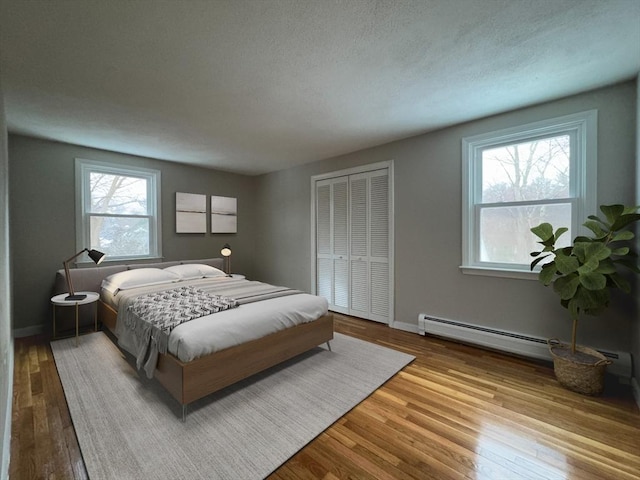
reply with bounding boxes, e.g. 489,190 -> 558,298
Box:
51,331 -> 414,480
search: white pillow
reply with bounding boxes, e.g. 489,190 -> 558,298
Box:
101,268 -> 180,294
164,264 -> 226,280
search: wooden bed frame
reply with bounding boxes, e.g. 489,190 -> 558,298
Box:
98,300 -> 334,418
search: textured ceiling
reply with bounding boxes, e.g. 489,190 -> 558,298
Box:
1,0 -> 639,175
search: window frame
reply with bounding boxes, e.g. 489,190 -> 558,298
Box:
461,110 -> 597,279
75,158 -> 162,263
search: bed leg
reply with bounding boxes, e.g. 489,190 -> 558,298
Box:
326,341 -> 332,352
182,404 -> 187,423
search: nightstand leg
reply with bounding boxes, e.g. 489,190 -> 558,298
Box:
52,305 -> 56,340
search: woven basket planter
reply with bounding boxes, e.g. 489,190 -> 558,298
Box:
548,339 -> 612,395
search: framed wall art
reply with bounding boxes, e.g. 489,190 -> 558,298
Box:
211,195 -> 237,233
176,192 -> 206,233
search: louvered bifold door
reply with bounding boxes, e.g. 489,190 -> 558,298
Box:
368,169 -> 390,322
316,177 -> 349,313
315,166 -> 391,324
332,178 -> 349,313
349,174 -> 369,316
316,180 -> 333,304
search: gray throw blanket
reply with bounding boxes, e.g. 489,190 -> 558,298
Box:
124,286 -> 238,375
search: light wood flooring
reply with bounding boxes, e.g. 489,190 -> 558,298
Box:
11,314 -> 640,479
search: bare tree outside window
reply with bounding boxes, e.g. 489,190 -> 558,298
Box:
478,135 -> 572,265
88,173 -> 150,257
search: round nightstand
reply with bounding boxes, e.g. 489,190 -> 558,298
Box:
51,291 -> 100,346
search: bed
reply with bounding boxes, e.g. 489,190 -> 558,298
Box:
54,258 -> 333,419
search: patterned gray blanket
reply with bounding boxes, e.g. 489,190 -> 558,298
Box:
128,286 -> 238,353
125,285 -> 238,362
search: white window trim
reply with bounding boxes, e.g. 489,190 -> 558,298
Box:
75,158 -> 162,263
461,110 -> 597,279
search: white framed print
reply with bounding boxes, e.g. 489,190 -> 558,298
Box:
211,195 -> 237,233
176,192 -> 206,233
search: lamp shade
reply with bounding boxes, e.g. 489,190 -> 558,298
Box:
87,249 -> 106,265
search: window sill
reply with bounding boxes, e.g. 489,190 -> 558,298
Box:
459,266 -> 539,280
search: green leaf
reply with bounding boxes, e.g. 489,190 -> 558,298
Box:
583,220 -> 607,238
530,254 -> 548,270
611,230 -> 635,242
554,250 -> 579,274
593,258 -> 616,274
611,213 -> 640,231
600,204 -> 624,224
586,214 -> 607,226
554,227 -> 568,242
530,223 -> 553,241
573,242 -> 610,263
611,246 -> 629,256
538,262 -> 556,285
577,256 -> 599,274
554,274 -> 580,300
578,272 -> 607,291
575,287 -> 610,313
572,237 -> 594,246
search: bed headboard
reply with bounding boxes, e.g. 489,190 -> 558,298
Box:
53,258 -> 225,295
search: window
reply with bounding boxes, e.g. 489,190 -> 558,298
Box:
461,110 -> 597,278
76,159 -> 161,262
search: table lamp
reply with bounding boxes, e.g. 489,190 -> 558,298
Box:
220,243 -> 232,276
64,248 -> 106,300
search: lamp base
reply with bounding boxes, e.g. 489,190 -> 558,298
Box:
65,294 -> 87,301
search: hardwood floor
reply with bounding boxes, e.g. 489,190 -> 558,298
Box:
11,314 -> 640,479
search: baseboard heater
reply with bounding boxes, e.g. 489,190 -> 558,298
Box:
418,314 -> 632,380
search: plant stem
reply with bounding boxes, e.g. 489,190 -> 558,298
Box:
571,318 -> 578,354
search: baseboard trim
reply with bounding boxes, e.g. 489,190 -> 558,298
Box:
13,324 -> 45,338
391,321 -> 419,334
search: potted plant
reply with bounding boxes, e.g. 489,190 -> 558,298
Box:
530,204 -> 640,395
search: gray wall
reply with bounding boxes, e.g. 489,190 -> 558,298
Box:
255,81 -> 638,354
9,135 -> 258,333
0,80 -> 13,480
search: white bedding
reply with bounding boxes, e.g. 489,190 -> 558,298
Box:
105,277 -> 328,364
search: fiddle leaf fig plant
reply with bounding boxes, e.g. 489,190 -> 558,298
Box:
530,204 -> 640,354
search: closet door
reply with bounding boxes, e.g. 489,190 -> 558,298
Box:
315,180 -> 332,303
368,169 -> 390,322
315,177 -> 349,313
314,164 -> 392,324
332,178 -> 349,312
349,169 -> 390,323
349,174 -> 369,317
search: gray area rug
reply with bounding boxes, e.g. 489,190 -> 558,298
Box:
51,331 -> 414,479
